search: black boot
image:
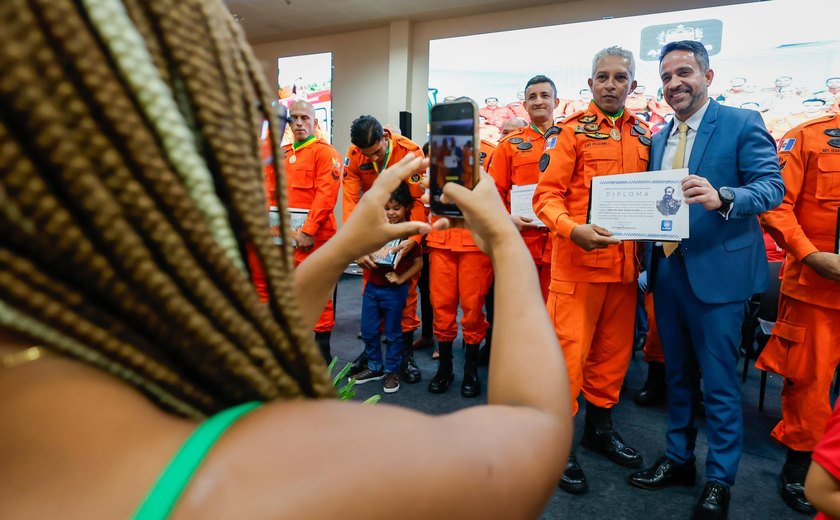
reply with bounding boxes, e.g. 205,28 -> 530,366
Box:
314,331 -> 332,364
634,361 -> 666,406
346,350 -> 368,377
558,451 -> 588,495
581,401 -> 642,467
477,338 -> 491,367
400,331 -> 422,384
428,341 -> 454,394
780,448 -> 816,514
461,342 -> 481,398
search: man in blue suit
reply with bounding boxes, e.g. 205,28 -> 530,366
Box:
628,41 -> 784,519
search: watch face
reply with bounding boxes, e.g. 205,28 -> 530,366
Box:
720,187 -> 735,201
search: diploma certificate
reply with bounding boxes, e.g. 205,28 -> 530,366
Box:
510,184 -> 546,227
588,169 -> 689,241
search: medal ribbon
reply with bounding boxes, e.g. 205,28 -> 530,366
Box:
529,123 -> 544,136
293,135 -> 317,152
373,138 -> 393,174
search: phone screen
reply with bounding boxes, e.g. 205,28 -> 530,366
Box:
429,101 -> 478,217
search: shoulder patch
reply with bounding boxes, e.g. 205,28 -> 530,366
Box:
779,138 -> 796,152
544,125 -> 561,138
539,153 -> 550,172
344,157 -> 350,167
545,136 -> 557,151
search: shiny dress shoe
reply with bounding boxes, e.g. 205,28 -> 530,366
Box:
780,449 -> 816,514
629,456 -> 696,490
581,426 -> 643,468
692,481 -> 730,520
558,452 -> 588,495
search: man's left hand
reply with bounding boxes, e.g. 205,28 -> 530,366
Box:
296,232 -> 315,251
682,175 -> 722,211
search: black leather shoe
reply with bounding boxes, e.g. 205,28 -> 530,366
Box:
581,426 -> 643,468
558,452 -> 588,495
780,449 -> 817,515
692,481 -> 730,519
634,361 -> 666,407
428,342 -> 454,394
629,456 -> 696,490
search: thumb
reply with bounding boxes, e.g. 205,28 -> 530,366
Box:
387,221 -> 431,239
592,224 -> 614,237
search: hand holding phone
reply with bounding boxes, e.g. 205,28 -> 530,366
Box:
429,100 -> 480,217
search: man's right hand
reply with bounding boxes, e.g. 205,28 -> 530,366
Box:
355,255 -> 377,269
569,224 -> 621,252
803,252 -> 840,282
509,215 -> 540,231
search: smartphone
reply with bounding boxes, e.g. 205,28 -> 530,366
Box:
429,99 -> 480,217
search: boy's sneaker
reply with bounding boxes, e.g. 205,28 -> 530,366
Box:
383,373 -> 400,394
350,368 -> 384,384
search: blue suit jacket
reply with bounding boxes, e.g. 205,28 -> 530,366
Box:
649,99 -> 785,304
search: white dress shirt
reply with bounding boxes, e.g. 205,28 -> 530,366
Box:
662,98 -> 711,170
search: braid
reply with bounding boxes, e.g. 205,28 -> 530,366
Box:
0,0 -> 334,416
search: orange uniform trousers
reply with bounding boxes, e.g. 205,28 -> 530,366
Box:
547,280 -> 636,415
757,298 -> 840,451
295,245 -> 335,333
642,291 -> 664,363
429,248 -> 493,344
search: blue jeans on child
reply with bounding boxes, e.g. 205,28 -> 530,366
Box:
361,282 -> 409,373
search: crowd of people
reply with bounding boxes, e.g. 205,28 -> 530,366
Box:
1,1 -> 839,518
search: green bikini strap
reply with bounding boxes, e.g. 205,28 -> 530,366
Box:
132,401 -> 262,520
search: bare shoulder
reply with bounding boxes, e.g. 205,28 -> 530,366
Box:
175,400 -> 566,519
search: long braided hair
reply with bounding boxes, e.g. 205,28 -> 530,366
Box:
0,0 -> 334,418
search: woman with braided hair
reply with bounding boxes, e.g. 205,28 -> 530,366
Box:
0,0 -> 570,518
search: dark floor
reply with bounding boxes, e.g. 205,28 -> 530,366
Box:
329,274 -> 809,519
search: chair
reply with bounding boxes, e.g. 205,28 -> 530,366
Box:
741,261 -> 782,411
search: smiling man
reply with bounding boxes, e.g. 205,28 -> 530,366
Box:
489,75 -> 560,299
629,40 -> 784,520
533,47 -> 651,495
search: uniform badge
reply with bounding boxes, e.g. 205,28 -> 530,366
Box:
289,155 -> 297,164
779,138 -> 796,152
580,114 -> 597,123
517,142 -> 533,150
779,159 -> 787,171
828,138 -> 840,148
344,157 -> 350,167
583,123 -> 601,132
360,162 -> 374,171
575,125 -> 587,134
544,126 -> 561,138
545,136 -> 557,151
509,137 -> 524,144
632,124 -> 647,136
332,157 -> 341,169
410,173 -> 422,183
639,136 -> 652,146
539,153 -> 550,172
479,152 -> 487,158
824,128 -> 840,137
610,128 -> 621,141
585,132 -> 609,140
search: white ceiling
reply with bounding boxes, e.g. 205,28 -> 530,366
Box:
224,0 -> 566,43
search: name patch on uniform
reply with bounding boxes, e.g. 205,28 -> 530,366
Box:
779,138 -> 796,152
545,136 -> 557,151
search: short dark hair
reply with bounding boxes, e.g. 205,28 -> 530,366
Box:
389,182 -> 413,209
659,40 -> 710,72
350,115 -> 383,148
525,75 -> 557,98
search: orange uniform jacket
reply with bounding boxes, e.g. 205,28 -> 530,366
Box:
343,132 -> 426,238
506,102 -> 529,122
533,103 -> 650,287
760,113 -> 840,309
488,124 -> 552,264
282,139 -> 342,244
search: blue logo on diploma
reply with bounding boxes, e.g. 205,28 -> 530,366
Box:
661,220 -> 673,231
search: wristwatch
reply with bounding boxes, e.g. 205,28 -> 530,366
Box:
717,186 -> 735,213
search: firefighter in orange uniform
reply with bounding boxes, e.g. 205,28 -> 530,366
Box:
250,101 -> 341,363
344,115 -> 425,383
506,91 -> 530,122
426,139 -> 495,397
757,112 -> 840,515
534,47 -> 649,495
489,75 -> 560,300
479,97 -> 516,130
